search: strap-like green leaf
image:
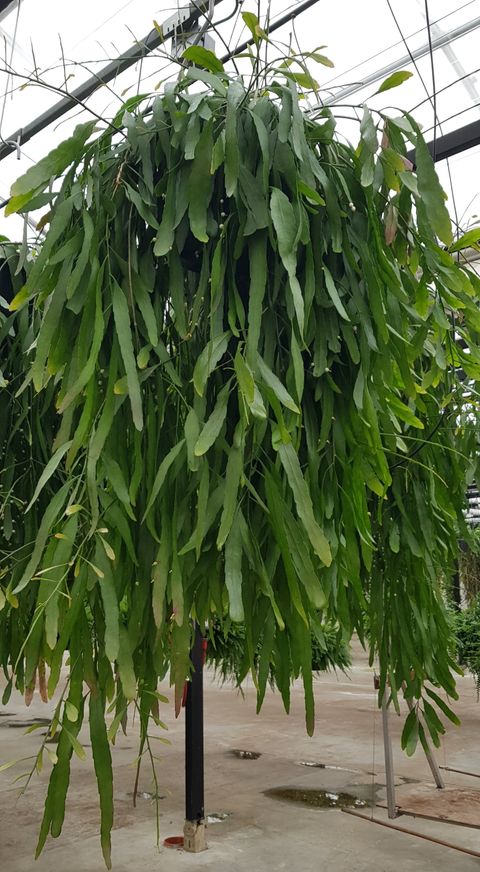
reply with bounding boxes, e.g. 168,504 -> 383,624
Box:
257,355 -> 300,414
111,279 -> 143,431
25,441 -> 72,512
225,81 -> 244,197
224,511 -> 244,621
413,122 -> 453,246
376,70 -> 413,94
217,438 -> 243,549
143,440 -> 186,521
193,331 -> 231,397
188,120 -> 213,243
89,692 -> 114,869
183,45 -> 224,74
10,122 -> 95,200
194,382 -> 230,456
278,442 -> 332,566
14,483 -> 70,593
270,188 -> 304,334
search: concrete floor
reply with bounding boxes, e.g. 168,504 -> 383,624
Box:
1,641 -> 480,871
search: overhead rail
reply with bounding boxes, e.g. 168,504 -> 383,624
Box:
1,0 -> 477,167
0,0 -> 225,162
0,0 -> 322,165
220,0 -> 321,63
408,116 -> 480,164
0,0 -> 16,19
322,15 -> 480,106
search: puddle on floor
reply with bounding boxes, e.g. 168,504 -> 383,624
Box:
265,783 -> 379,809
207,812 -> 232,824
2,717 -> 51,729
230,749 -> 261,760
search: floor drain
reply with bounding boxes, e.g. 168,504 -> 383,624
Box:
264,787 -> 370,809
3,718 -> 50,729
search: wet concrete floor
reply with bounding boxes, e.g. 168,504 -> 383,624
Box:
1,639 -> 480,871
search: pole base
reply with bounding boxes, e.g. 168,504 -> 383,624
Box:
183,819 -> 207,852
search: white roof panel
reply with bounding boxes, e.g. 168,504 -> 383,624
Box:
0,0 -> 478,236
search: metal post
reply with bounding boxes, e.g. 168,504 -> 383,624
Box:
451,557 -> 461,612
405,696 -> 445,789
183,623 -> 207,852
381,689 -> 397,819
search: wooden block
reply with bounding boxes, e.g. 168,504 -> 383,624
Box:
183,819 -> 207,852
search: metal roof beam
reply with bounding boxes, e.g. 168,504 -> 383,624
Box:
0,0 -> 224,162
408,117 -> 480,164
220,0 -> 321,63
321,15 -> 480,106
0,0 -> 16,20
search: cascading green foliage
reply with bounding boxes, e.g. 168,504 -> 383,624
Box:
2,37 -> 480,864
0,238 -> 61,687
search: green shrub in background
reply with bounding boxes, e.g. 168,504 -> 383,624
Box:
454,595 -> 480,695
207,618 -> 350,690
459,531 -> 480,605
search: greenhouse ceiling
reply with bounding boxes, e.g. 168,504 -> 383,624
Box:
0,0 -> 479,236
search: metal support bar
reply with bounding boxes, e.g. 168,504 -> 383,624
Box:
0,0 -> 324,167
0,0 -> 224,162
407,117 -> 480,165
429,17 -> 480,111
342,808 -> 480,859
381,689 -> 397,819
1,2 -> 479,170
323,15 -> 480,106
220,0 -> 321,63
440,765 -> 480,779
184,622 -> 206,853
0,0 -> 15,19
451,557 -> 462,611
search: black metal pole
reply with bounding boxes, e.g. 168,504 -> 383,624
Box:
185,622 -> 205,826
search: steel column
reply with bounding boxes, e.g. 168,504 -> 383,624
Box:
381,689 -> 398,819
184,622 -> 206,852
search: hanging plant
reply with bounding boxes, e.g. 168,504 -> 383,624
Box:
2,28 -> 480,865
